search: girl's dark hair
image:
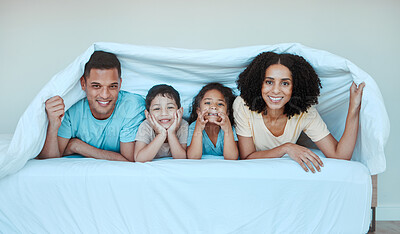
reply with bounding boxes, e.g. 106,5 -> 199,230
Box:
236,52 -> 321,118
145,84 -> 181,110
188,82 -> 236,124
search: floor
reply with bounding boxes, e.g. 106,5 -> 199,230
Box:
369,221 -> 400,234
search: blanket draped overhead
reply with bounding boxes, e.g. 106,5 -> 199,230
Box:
0,42 -> 389,178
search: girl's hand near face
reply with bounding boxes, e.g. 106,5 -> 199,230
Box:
284,143 -> 324,173
196,108 -> 209,130
167,107 -> 183,135
349,82 -> 365,113
145,111 -> 167,136
215,112 -> 231,132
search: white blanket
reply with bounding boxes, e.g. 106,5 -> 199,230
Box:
0,42 -> 389,177
0,156 -> 372,233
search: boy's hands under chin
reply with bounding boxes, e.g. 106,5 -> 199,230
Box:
145,110 -> 167,136
167,107 -> 183,135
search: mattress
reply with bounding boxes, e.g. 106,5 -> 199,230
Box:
0,153 -> 371,233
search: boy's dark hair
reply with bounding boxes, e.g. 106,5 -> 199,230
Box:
236,52 -> 321,118
145,84 -> 181,110
83,51 -> 121,79
188,82 -> 236,124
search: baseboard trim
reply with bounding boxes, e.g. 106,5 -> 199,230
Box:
377,207 -> 400,220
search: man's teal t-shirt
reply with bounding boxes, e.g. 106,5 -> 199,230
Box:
187,121 -> 238,156
58,91 -> 145,153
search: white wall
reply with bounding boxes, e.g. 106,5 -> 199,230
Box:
1,0 -> 399,220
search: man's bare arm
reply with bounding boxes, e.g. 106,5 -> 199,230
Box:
38,96 -> 68,159
64,138 -> 131,162
120,141 -> 135,162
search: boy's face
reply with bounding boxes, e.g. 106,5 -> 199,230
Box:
148,94 -> 178,129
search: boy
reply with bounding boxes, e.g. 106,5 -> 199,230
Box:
134,84 -> 188,162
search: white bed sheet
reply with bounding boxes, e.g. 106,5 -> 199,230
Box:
0,156 -> 371,234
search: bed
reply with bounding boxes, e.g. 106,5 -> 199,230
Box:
0,43 -> 389,233
0,148 -> 371,233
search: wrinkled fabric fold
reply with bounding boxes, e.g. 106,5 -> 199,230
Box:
0,42 -> 389,177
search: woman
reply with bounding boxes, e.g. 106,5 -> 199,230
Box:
233,52 -> 365,172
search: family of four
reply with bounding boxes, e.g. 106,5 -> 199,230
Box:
38,50 -> 365,173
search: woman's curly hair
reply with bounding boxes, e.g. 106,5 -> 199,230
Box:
189,82 -> 236,125
236,52 -> 321,118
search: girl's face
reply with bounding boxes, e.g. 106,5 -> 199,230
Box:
261,64 -> 293,112
198,89 -> 227,122
149,94 -> 178,129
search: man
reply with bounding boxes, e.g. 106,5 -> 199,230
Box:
38,51 -> 145,162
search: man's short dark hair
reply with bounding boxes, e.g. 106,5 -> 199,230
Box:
145,84 -> 181,111
83,51 -> 121,79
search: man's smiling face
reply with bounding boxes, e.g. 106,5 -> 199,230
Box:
80,68 -> 121,120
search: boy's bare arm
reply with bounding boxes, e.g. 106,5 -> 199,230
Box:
134,134 -> 166,162
167,108 -> 186,159
168,132 -> 187,159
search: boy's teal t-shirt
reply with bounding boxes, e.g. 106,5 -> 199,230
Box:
58,91 -> 145,153
187,121 -> 238,156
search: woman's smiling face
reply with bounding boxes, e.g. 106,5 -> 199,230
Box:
261,64 -> 293,112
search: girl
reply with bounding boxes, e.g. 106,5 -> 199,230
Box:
187,83 -> 239,160
233,52 -> 365,172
